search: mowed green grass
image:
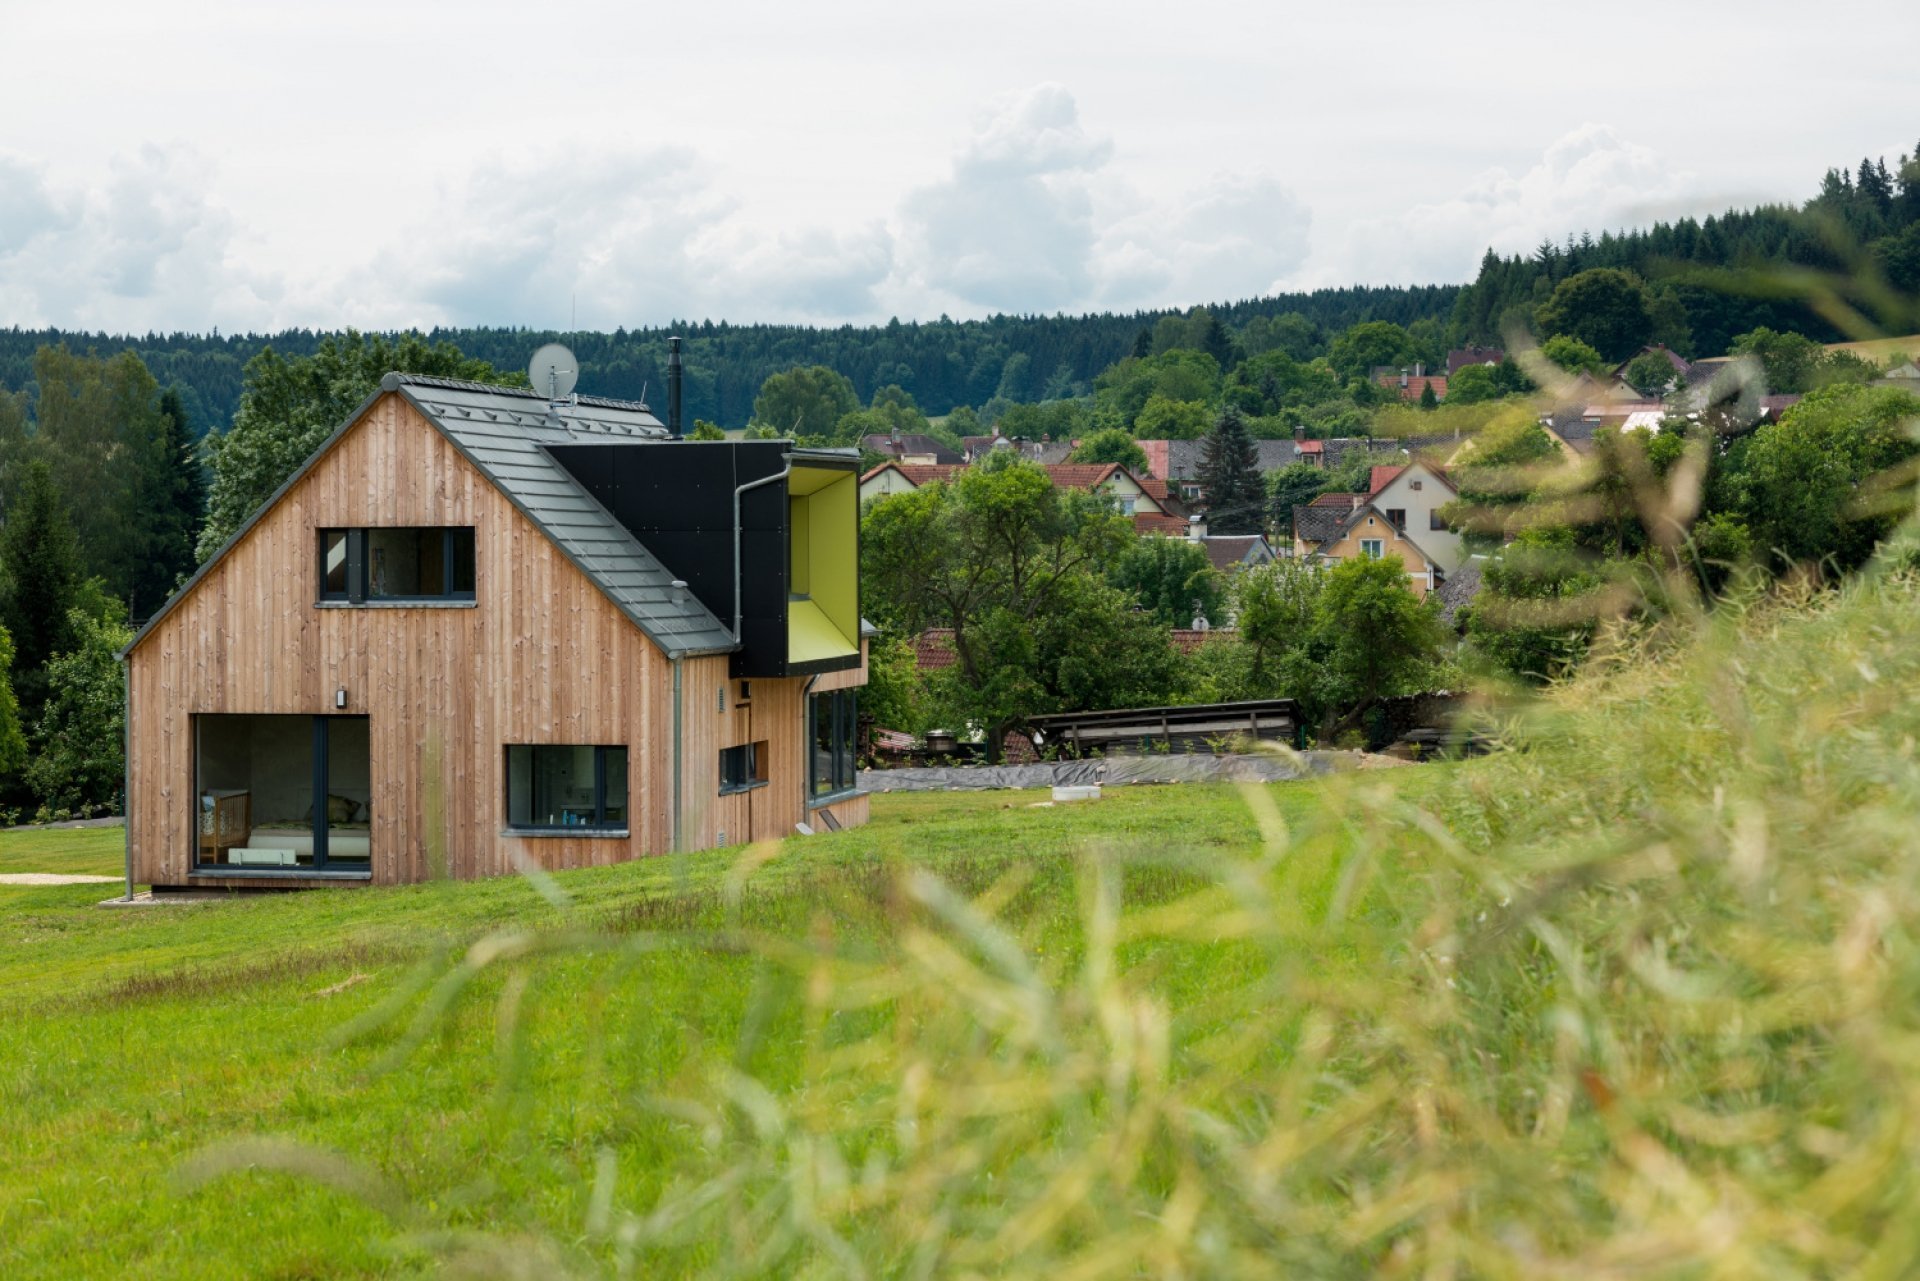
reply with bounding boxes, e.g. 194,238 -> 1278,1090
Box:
0,776 -> 1428,1279
0,825 -> 126,878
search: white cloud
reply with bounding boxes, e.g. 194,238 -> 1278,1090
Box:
1095,170 -> 1312,309
363,147 -> 895,329
0,146 -> 280,332
894,84 -> 1312,317
894,84 -> 1112,313
1298,124 -> 1701,286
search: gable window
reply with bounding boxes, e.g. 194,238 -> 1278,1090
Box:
319,527 -> 475,604
1410,480 -> 1423,491
1430,510 -> 1448,531
719,741 -> 769,794
506,745 -> 628,831
809,689 -> 859,801
1386,508 -> 1406,531
1360,539 -> 1385,559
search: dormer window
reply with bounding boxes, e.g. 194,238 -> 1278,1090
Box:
319,527 -> 475,604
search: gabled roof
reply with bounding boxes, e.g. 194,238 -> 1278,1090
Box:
1368,465 -> 1405,495
1198,534 -> 1272,571
1446,346 -> 1504,375
860,432 -> 962,464
862,461 -> 966,487
125,373 -> 741,659
1293,503 -> 1349,544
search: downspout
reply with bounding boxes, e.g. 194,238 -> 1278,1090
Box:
671,655 -> 684,852
120,656 -> 133,901
733,466 -> 791,642
799,673 -> 818,818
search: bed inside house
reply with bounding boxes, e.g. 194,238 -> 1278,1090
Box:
195,714 -> 373,869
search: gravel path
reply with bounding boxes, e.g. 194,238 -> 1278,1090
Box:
0,873 -> 122,885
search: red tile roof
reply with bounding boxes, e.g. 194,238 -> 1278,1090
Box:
1137,439 -> 1170,478
1297,439 -> 1324,455
1377,373 -> 1448,401
860,462 -> 966,487
914,629 -> 958,670
1368,465 -> 1405,495
1170,627 -> 1232,653
1136,475 -> 1171,505
1132,512 -> 1188,536
1310,491 -> 1366,507
1043,463 -> 1122,489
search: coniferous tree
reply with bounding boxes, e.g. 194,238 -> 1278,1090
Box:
0,460 -> 83,722
1197,406 -> 1265,535
123,388 -> 204,617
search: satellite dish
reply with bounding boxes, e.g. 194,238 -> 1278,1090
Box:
528,343 -> 579,401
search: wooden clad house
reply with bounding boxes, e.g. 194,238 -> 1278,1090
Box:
121,372 -> 869,890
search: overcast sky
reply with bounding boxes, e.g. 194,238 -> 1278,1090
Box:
3,0 -> 1916,335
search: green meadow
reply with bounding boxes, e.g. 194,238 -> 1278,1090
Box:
7,572 -> 1920,1277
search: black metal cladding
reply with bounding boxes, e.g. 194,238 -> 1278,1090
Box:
547,441 -> 801,677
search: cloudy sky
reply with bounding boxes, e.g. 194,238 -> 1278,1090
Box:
3,0 -> 1916,335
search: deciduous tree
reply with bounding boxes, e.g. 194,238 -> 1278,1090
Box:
200,333 -> 519,557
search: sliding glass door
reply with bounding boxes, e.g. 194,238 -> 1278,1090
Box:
193,715 -> 372,873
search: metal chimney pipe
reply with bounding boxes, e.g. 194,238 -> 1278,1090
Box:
667,335 -> 684,438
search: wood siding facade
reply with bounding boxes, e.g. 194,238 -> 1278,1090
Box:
126,393 -> 867,888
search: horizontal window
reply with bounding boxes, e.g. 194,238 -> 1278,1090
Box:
719,741 -> 769,794
1360,539 -> 1384,559
319,527 -> 475,603
506,745 -> 627,831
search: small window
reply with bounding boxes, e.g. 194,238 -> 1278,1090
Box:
1430,510 -> 1447,531
719,742 -> 769,794
810,690 -> 859,800
318,527 -> 474,604
1360,539 -> 1384,559
1386,508 -> 1406,531
506,745 -> 628,831
1410,480 -> 1423,491
319,530 -> 352,600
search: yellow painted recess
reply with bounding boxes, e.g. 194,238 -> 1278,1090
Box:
786,465 -> 859,665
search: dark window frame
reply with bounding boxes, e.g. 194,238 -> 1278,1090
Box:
809,689 -> 859,802
1386,508 -> 1406,531
317,527 -> 475,604
190,713 -> 372,877
719,741 -> 769,795
504,744 -> 629,833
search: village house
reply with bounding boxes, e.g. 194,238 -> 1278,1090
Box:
122,362 -> 871,890
859,428 -> 961,465
1291,460 -> 1462,597
858,459 -> 1177,526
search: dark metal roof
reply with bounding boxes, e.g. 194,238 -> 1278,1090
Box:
123,373 -> 741,660
391,376 -> 740,655
1293,503 -> 1348,544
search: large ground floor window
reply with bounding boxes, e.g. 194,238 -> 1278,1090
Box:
809,690 -> 858,800
194,714 -> 371,872
506,745 -> 629,831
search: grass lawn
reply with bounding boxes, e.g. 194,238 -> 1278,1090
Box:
0,775 -> 1427,1279
0,825 -> 126,878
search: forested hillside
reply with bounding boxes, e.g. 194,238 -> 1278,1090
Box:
1450,148 -> 1920,354
0,285 -> 1456,434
